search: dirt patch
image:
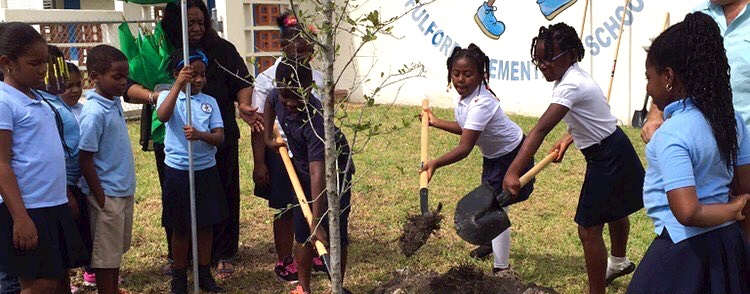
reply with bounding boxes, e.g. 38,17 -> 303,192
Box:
398,207 -> 444,257
371,265 -> 558,294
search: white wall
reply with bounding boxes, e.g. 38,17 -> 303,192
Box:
80,0 -> 114,10
349,0 -> 705,124
7,0 -> 43,9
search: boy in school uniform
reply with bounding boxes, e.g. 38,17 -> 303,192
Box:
78,45 -> 136,294
263,61 -> 355,294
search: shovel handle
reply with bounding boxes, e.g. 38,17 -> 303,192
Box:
273,125 -> 329,257
497,151 -> 558,205
419,99 -> 430,189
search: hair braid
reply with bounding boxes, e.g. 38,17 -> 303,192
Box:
648,12 -> 737,169
446,43 -> 497,97
530,23 -> 584,63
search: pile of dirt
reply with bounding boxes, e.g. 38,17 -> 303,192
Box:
398,207 -> 444,257
370,265 -> 558,294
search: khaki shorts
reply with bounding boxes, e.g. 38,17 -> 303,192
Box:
87,195 -> 134,269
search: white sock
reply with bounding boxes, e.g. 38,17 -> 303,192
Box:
492,207 -> 511,269
607,255 -> 630,274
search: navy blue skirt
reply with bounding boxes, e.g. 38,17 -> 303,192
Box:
627,223 -> 750,294
253,148 -> 295,210
576,127 -> 644,227
162,165 -> 229,231
293,172 -> 351,247
0,203 -> 89,279
482,138 -> 534,206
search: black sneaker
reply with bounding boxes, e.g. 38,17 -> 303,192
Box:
274,256 -> 299,283
469,245 -> 493,259
312,256 -> 328,274
605,261 -> 635,285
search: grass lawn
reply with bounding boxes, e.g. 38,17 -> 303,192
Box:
103,103 -> 653,294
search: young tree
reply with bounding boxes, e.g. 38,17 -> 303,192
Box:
286,0 -> 434,292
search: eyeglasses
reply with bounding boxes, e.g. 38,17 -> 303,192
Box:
531,49 -> 570,68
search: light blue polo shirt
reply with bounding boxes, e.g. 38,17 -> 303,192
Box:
78,90 -> 136,197
0,82 -> 67,209
39,91 -> 81,186
643,99 -> 750,243
695,2 -> 750,126
157,91 -> 224,171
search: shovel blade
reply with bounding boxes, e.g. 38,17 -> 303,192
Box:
632,111 -> 647,128
454,183 -> 511,246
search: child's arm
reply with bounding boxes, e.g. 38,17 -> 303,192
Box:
420,129 -> 480,182
251,126 -> 269,187
422,108 -> 462,135
667,187 -> 747,227
309,160 -> 329,248
0,131 -> 38,251
79,151 -> 106,209
183,126 -> 224,146
262,100 -> 285,150
157,66 -> 192,123
733,165 -> 750,240
503,104 -> 569,195
66,187 -> 79,219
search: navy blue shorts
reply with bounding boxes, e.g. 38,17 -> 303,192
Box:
69,185 -> 92,265
627,223 -> 750,294
162,165 -> 228,232
253,148 -> 295,210
482,137 -> 534,206
293,173 -> 351,247
0,203 -> 89,279
576,127 -> 644,227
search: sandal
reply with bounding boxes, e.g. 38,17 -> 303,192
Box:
215,260 -> 235,280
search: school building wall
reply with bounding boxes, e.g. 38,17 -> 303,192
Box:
346,0 -> 706,124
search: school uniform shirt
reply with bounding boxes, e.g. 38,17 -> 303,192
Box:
268,89 -> 354,180
551,63 -> 617,149
78,90 -> 136,197
0,82 -> 67,209
70,102 -> 83,122
643,98 -> 750,243
695,2 -> 750,127
157,91 -> 224,171
454,86 -> 523,158
40,91 -> 82,187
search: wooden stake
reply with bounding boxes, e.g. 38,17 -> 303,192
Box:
579,0 -> 590,39
605,0 -> 631,104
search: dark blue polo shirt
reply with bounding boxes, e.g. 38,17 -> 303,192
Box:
268,89 -> 354,182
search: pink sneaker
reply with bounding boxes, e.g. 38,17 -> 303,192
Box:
83,271 -> 96,287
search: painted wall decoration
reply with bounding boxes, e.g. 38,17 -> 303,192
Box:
475,0 -> 579,40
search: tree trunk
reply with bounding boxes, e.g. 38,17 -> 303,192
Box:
322,0 -> 343,293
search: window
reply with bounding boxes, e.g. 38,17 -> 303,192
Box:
254,4 -> 282,26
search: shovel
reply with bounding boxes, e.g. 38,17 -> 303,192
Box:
454,151 -> 557,246
397,99 -> 443,257
273,125 -> 352,293
631,93 -> 650,128
419,99 -> 442,215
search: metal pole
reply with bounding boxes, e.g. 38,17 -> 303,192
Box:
180,1 -> 199,293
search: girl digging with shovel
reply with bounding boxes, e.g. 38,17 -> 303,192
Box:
502,23 -> 643,294
420,44 -> 535,276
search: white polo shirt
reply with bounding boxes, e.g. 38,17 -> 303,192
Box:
551,63 -> 616,149
454,86 -> 523,159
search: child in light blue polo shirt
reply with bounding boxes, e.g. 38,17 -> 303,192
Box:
627,12 -> 750,293
77,45 -> 136,294
0,22 -> 88,294
156,49 -> 227,294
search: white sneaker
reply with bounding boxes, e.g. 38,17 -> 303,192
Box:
605,257 -> 635,285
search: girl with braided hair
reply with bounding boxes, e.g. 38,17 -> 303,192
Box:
627,12 -> 750,293
503,22 -> 644,293
419,43 -> 534,275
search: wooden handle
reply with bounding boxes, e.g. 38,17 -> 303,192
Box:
606,0 -> 631,104
579,0 -> 590,39
519,151 -> 558,187
662,12 -> 670,31
419,99 -> 430,189
273,125 -> 329,256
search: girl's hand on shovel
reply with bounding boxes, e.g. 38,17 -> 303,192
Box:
419,107 -> 437,127
264,137 -> 287,153
551,134 -> 573,163
419,160 -> 437,182
502,172 -> 521,199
